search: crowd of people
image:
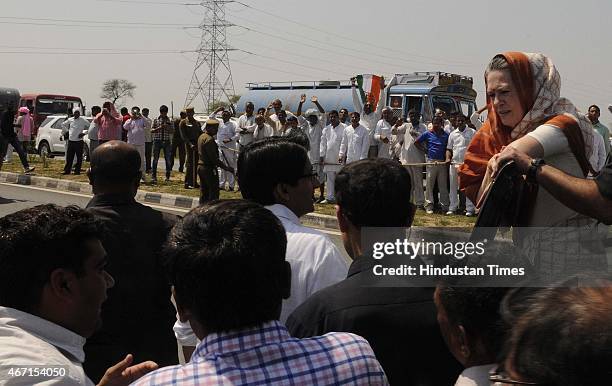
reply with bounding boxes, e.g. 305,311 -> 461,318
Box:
0,139 -> 610,385
0,51 -> 611,385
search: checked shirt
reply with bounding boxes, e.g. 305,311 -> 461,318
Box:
131,320 -> 388,385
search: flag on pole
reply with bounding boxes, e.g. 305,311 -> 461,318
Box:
356,74 -> 384,110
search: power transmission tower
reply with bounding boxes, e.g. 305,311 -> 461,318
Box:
184,0 -> 236,113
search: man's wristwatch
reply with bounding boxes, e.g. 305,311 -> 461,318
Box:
526,158 -> 546,183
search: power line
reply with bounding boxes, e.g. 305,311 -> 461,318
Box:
0,44 -> 194,52
0,16 -> 195,26
228,14 -> 457,72
96,0 -> 201,5
232,24 -> 402,74
232,1 -> 473,67
0,21 -> 196,29
229,36 -> 359,75
0,50 -> 195,55
235,48 -> 346,77
231,57 -> 322,79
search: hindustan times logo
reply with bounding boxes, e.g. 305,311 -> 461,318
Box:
372,239 -> 487,260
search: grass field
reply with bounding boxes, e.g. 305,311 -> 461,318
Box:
2,157 -> 477,227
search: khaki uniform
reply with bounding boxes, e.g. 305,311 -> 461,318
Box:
197,132 -> 220,204
179,118 -> 202,188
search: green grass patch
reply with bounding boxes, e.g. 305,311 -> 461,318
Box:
2,157 -> 477,227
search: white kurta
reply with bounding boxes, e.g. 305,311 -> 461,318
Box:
352,84 -> 388,144
447,127 -> 476,164
590,128 -> 607,172
298,114 -> 326,165
216,120 -> 239,188
400,122 -> 428,164
253,124 -> 274,140
374,119 -> 393,159
320,123 -> 345,172
237,113 -> 256,146
339,124 -> 369,164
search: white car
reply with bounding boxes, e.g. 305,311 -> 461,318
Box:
35,115 -> 93,160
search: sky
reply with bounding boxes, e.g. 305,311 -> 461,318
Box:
1,0 -> 611,121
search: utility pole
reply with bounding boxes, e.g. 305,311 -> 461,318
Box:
184,0 -> 236,113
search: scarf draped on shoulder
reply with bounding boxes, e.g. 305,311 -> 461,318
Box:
459,52 -> 594,203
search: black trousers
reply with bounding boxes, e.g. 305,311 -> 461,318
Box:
184,145 -> 198,187
64,140 -> 84,174
152,140 -> 173,179
0,135 -> 30,169
171,139 -> 185,172
198,166 -> 219,205
145,141 -> 152,173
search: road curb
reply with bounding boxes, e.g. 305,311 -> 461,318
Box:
0,171 -> 340,230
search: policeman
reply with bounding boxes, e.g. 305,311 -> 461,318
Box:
197,119 -> 234,204
179,107 -> 202,189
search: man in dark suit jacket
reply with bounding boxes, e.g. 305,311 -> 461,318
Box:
83,140 -> 178,381
286,158 -> 462,385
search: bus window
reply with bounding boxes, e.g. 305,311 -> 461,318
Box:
432,96 -> 456,116
37,99 -> 76,115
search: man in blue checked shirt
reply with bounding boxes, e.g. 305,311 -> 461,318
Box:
132,200 -> 388,386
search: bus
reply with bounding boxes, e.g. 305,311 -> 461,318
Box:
18,93 -> 84,136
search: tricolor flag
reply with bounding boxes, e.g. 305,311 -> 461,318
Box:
356,74 -> 384,109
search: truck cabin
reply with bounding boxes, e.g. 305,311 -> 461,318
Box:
387,72 -> 477,123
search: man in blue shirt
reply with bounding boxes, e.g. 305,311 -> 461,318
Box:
415,116 -> 450,214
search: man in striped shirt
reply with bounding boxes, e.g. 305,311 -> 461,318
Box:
133,200 -> 388,386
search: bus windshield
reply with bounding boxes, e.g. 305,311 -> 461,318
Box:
36,97 -> 82,115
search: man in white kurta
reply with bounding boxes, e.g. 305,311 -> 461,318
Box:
339,112 -> 369,164
374,107 -> 395,159
400,110 -> 428,207
216,110 -> 239,191
253,115 -> 274,140
446,114 -> 476,215
320,110 -> 345,203
297,94 -> 327,202
352,77 -> 389,158
237,102 -> 256,151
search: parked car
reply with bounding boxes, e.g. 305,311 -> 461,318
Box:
35,115 -> 93,161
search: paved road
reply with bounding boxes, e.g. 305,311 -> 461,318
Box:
0,182 -> 350,261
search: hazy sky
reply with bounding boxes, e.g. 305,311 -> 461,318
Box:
1,0 -> 610,120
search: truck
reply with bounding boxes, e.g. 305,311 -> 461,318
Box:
234,72 -> 477,122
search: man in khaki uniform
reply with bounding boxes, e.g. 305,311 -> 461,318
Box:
197,119 -> 234,204
179,107 -> 202,189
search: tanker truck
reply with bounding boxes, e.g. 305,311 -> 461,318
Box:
235,72 -> 478,123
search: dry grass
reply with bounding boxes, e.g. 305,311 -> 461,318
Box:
2,157 -> 477,227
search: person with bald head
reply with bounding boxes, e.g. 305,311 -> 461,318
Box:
83,141 -> 179,381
